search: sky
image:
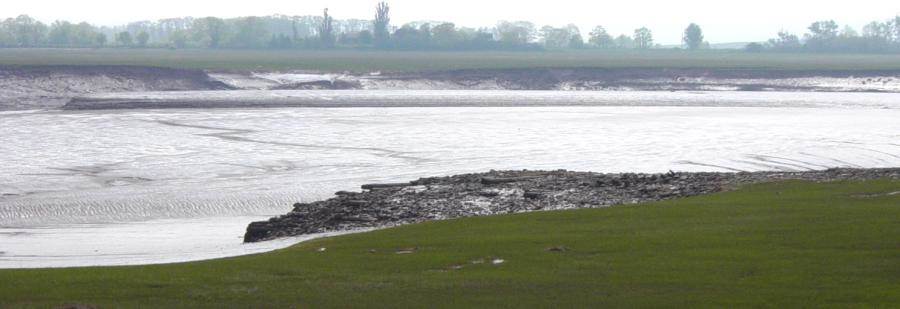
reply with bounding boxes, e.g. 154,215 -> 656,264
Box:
3,0 -> 899,45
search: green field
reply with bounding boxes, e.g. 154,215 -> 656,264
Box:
1,48 -> 900,72
1,180 -> 898,308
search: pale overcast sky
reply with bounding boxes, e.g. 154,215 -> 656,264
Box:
3,0 -> 899,44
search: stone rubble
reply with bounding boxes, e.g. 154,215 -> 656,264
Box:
244,168 -> 900,242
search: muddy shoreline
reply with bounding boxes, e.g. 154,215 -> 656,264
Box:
60,89 -> 900,110
244,168 -> 900,243
386,68 -> 900,92
209,67 -> 900,93
2,65 -> 900,110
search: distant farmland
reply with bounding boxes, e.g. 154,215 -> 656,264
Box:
1,48 -> 899,72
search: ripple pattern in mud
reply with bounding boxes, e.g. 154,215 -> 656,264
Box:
2,105 -> 900,227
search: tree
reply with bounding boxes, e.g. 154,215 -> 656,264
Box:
418,23 -> 433,47
805,20 -> 840,51
95,33 -> 107,47
633,27 -> 653,49
8,15 -> 48,47
893,16 -> 900,42
291,18 -> 300,43
136,31 -> 150,47
391,23 -> 433,49
614,34 -> 634,49
318,8 -> 335,48
456,27 -> 497,50
40,19 -> 97,47
863,21 -> 891,39
744,42 -> 764,52
374,1 -> 391,48
48,21 -> 74,46
358,30 -> 374,46
391,24 -> 420,49
269,34 -> 293,49
72,23 -> 97,46
588,26 -> 614,49
231,17 -> 268,48
564,24 -> 582,49
115,31 -> 133,46
839,26 -> 858,38
807,20 -> 839,40
683,23 -> 704,50
569,32 -> 585,49
170,30 -> 188,48
767,30 -> 801,51
432,23 -> 459,48
540,26 -> 571,49
193,17 -> 227,48
495,21 -> 535,45
0,21 -> 13,46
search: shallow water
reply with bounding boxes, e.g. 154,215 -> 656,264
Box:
2,91 -> 899,268
0,216 -> 363,268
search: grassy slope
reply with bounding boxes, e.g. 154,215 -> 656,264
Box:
1,48 -> 900,72
1,180 -> 898,308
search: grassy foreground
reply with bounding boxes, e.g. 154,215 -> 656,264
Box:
2,180 -> 899,308
2,48 -> 900,72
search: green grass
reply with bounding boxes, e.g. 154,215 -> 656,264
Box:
2,180 -> 899,308
1,48 -> 900,72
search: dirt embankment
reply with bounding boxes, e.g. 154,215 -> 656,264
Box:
5,66 -> 900,111
369,68 -> 900,92
244,168 -> 900,243
208,68 -> 900,92
0,66 -> 231,110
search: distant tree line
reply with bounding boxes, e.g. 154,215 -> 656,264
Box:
747,17 -> 900,53
0,7 -> 655,51
1,3 -> 898,53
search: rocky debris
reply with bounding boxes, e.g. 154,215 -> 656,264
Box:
243,168 -> 900,243
481,176 -> 540,185
361,182 -> 413,190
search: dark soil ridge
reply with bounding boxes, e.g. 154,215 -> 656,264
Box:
0,65 -> 232,88
244,168 -> 900,243
0,65 -> 232,110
